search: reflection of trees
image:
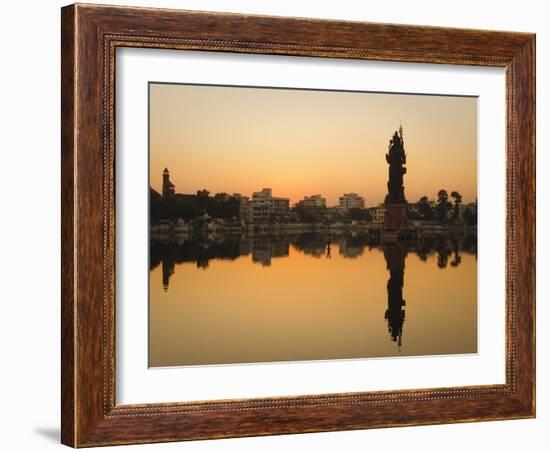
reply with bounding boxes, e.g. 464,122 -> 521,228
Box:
291,233 -> 379,259
379,233 -> 477,347
437,245 -> 451,269
151,231 -> 477,291
450,237 -> 462,267
291,233 -> 327,258
413,233 -> 476,267
150,238 -> 243,272
338,235 -> 378,259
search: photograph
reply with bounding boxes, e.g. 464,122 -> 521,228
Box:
148,83 -> 479,367
51,1 -> 537,448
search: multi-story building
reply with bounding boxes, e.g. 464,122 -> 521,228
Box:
369,204 -> 387,224
237,195 -> 250,223
249,188 -> 290,223
296,194 -> 327,209
338,193 -> 365,211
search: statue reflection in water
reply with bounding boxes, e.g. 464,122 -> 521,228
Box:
152,233 -> 472,349
383,244 -> 407,347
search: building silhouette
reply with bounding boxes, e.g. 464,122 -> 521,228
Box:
297,194 -> 326,209
162,167 -> 175,198
339,193 -> 365,211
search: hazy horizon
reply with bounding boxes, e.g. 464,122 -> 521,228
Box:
150,83 -> 477,206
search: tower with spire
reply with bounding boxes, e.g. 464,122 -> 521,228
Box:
162,168 -> 175,198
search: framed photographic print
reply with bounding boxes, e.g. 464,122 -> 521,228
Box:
61,3 -> 536,447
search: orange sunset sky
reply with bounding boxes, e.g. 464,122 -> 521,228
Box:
149,83 -> 477,206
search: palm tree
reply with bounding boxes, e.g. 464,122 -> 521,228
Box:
450,191 -> 463,223
436,190 -> 451,223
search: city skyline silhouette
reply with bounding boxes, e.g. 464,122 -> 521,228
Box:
149,83 -> 477,206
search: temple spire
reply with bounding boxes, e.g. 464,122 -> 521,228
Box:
162,167 -> 175,198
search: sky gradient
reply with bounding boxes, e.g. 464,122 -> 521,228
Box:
149,83 -> 477,206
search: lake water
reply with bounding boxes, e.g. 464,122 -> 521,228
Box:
149,233 -> 477,367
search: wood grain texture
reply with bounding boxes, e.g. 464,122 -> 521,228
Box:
60,3 -> 536,447
60,5 -> 76,447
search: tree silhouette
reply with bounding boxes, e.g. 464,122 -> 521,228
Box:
463,201 -> 478,226
436,190 -> 452,223
348,207 -> 372,222
196,189 -> 209,207
417,195 -> 435,221
196,189 -> 210,197
450,191 -> 463,223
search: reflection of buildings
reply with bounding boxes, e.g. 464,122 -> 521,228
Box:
292,233 -> 326,257
151,232 -> 472,291
239,235 -> 252,255
337,237 -> 365,258
251,237 -> 290,266
292,233 -> 337,258
338,193 -> 365,211
383,244 -> 407,346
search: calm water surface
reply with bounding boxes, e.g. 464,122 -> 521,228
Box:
149,233 -> 477,367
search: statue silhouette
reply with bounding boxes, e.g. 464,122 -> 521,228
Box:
385,127 -> 407,205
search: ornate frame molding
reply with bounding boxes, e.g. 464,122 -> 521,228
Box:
62,4 -> 535,447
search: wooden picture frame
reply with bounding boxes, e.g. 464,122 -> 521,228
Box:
61,3 -> 535,447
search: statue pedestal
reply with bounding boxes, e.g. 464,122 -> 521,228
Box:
384,203 -> 408,230
382,204 -> 410,243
